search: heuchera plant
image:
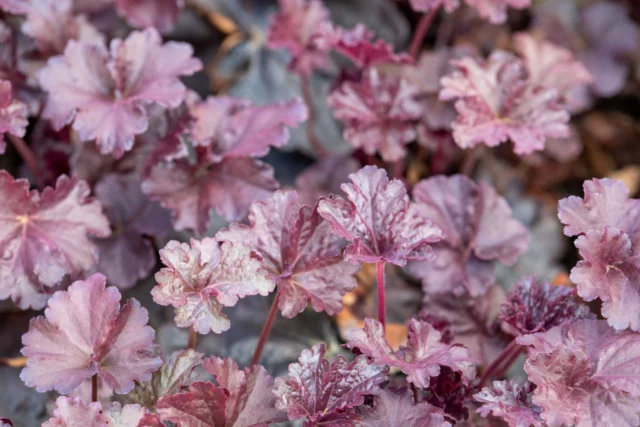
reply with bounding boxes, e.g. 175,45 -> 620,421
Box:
1,0 -> 638,426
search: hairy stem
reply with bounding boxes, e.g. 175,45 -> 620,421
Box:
376,261 -> 387,329
187,326 -> 197,350
91,374 -> 98,403
409,7 -> 440,59
250,290 -> 280,366
478,340 -> 520,388
8,135 -> 44,189
300,74 -> 327,157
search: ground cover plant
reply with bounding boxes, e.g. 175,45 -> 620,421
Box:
1,0 -> 640,426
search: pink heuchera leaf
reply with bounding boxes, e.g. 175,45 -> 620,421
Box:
115,0 -> 184,33
202,356 -> 287,425
326,24 -> 413,68
94,173 -> 171,290
127,349 -> 203,408
346,318 -> 476,388
440,51 -> 570,155
558,178 -> 640,330
151,238 -> 274,334
0,0 -> 28,13
190,96 -> 308,160
464,0 -> 531,24
143,156 -> 279,235
0,419 -> 11,427
21,0 -> 104,55
410,0 -> 459,13
420,286 -> 506,366
328,69 -> 425,162
474,381 -> 543,427
520,319 -> 640,427
0,80 -> 28,155
157,357 -> 286,427
274,343 -> 388,425
359,387 -> 452,427
514,33 -> 592,107
217,190 -> 358,318
37,28 -> 202,158
0,172 -> 110,309
43,396 -> 163,427
20,273 -> 162,394
500,276 -> 593,336
267,0 -> 334,76
408,175 -> 529,296
294,155 -> 360,206
317,165 -> 442,266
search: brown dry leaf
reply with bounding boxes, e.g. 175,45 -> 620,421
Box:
608,165 -> 640,196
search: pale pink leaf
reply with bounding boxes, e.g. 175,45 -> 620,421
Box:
359,387 -> 452,427
190,96 -> 308,160
474,381 -> 543,427
152,238 -> 274,334
328,69 -> 424,162
345,318 -> 476,388
42,397 -> 106,427
267,0 -> 334,76
521,319 -> 640,427
0,172 -> 110,309
408,175 -> 529,296
38,28 -> 201,158
0,0 -> 29,13
217,190 -> 358,318
440,51 -> 570,155
317,165 -> 442,266
115,0 -> 184,33
464,0 -> 531,24
20,273 -> 162,394
274,343 -> 388,424
410,0 -> 459,13
0,80 -> 28,154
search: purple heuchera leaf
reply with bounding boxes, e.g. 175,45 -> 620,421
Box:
464,0 -> 531,24
115,0 -> 183,33
20,273 -> 162,394
420,286 -> 507,366
37,28 -> 202,158
326,24 -> 413,68
359,387 -> 451,427
346,318 -> 477,388
0,80 -> 28,154
410,0 -> 459,13
519,319 -> 640,427
440,51 -> 570,155
558,178 -> 640,330
202,356 -> 287,426
157,382 -> 229,427
274,343 -> 388,424
500,276 -> 593,336
217,190 -> 358,318
317,165 -> 442,266
267,0 -> 334,76
94,173 -> 171,290
21,0 -> 104,55
0,172 -> 110,309
294,155 -> 360,206
474,380 -> 543,427
514,32 -> 592,108
328,69 -> 424,162
409,175 -> 529,296
151,238 -> 274,334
